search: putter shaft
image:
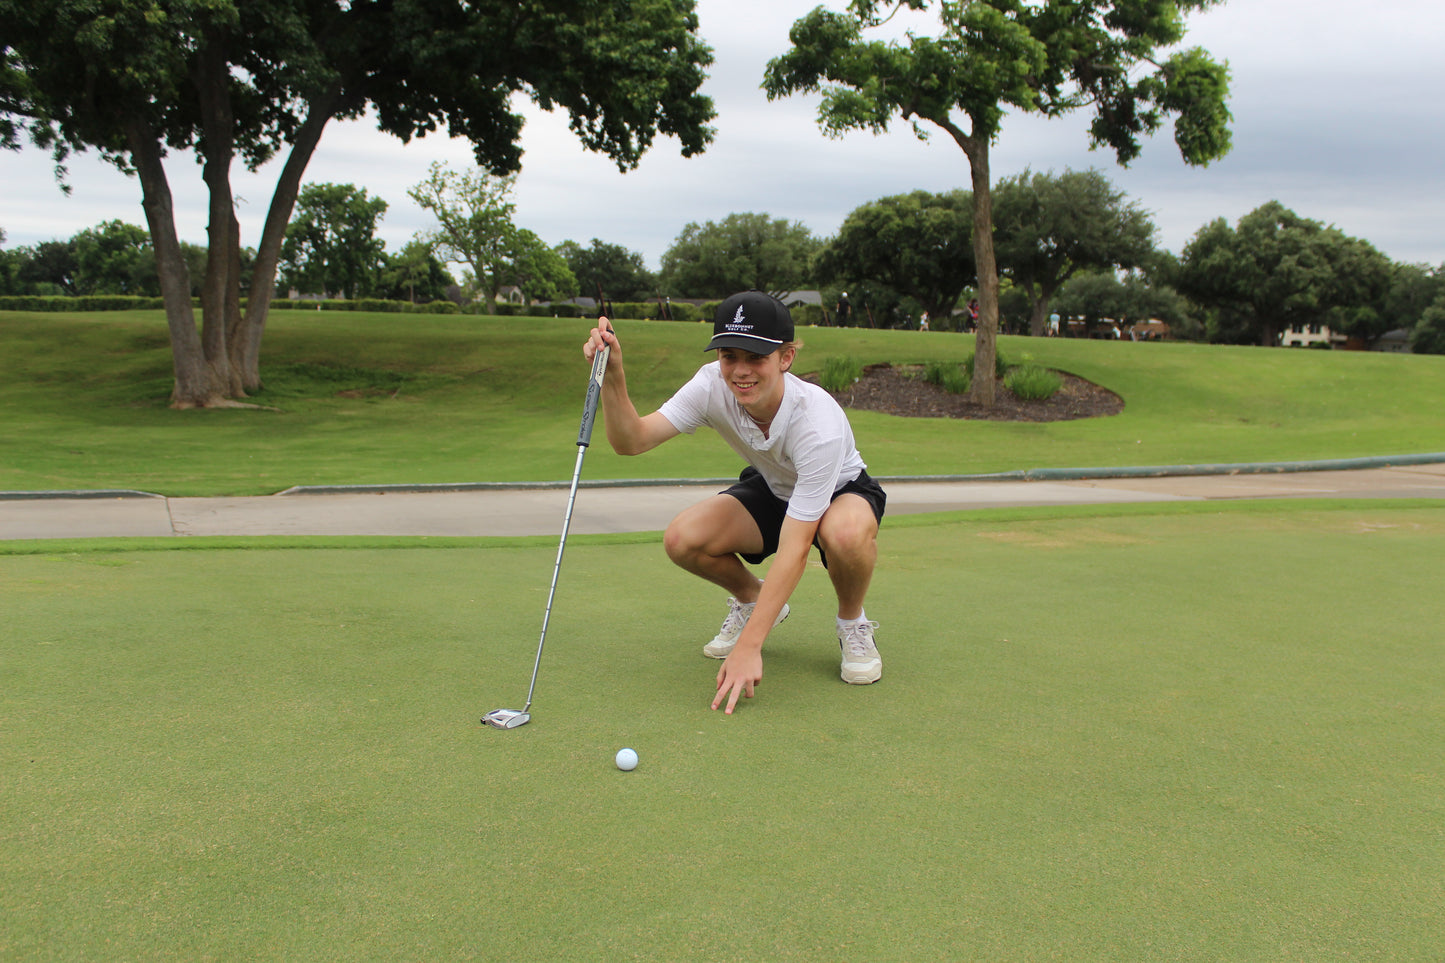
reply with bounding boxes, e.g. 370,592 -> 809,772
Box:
485,344 -> 609,729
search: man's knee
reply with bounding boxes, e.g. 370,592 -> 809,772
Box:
665,497 -> 755,564
817,498 -> 878,561
663,513 -> 702,564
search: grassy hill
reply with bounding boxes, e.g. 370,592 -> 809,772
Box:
3,309 -> 1443,496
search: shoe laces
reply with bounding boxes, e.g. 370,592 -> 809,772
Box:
840,620 -> 879,658
720,597 -> 753,639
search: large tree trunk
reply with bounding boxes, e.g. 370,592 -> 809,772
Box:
125,119 -> 224,409
1027,291 -> 1049,338
234,90 -> 342,392
224,207 -> 243,379
194,36 -> 240,397
962,139 -> 999,406
933,113 -> 1000,404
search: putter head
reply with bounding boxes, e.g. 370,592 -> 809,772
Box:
482,708 -> 531,729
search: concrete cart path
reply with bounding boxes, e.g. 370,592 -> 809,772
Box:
4,462 -> 1445,541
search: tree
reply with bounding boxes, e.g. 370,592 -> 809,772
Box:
992,169 -> 1156,337
765,0 -> 1231,404
278,183 -> 387,299
1355,261 -> 1444,351
1055,269 -> 1201,339
1392,263 -> 1445,354
409,162 -> 522,313
503,230 -> 577,305
0,227 -> 16,295
71,220 -> 160,296
814,189 -> 975,327
557,238 -> 657,301
659,213 -> 820,297
2,0 -> 715,407
1175,201 -> 1393,347
376,240 -> 455,304
16,239 -> 78,295
1412,300 -> 1445,355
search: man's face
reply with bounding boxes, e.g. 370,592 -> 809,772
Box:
716,346 -> 794,411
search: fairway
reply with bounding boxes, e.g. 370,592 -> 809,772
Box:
3,501 -> 1441,960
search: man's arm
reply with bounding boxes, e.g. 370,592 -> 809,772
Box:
712,514 -> 819,714
585,318 -> 679,455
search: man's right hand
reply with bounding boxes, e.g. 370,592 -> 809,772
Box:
584,317 -> 620,365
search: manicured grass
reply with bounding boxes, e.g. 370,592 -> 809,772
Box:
2,310 -> 1443,495
3,501 -> 1442,960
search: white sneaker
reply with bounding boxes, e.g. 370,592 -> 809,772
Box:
838,619 -> 882,684
703,597 -> 790,659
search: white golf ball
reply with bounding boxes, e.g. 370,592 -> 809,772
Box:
615,747 -> 638,771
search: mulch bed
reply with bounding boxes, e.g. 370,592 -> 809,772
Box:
803,362 -> 1124,422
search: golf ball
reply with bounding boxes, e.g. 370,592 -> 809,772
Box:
615,747 -> 638,771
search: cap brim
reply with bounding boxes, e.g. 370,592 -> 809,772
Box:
704,334 -> 784,353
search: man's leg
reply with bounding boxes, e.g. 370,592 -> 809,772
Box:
666,494 -> 792,659
815,493 -> 879,620
818,493 -> 882,684
663,494 -> 767,601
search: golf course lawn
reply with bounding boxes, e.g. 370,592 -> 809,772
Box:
3,310 -> 1444,495
3,500 -> 1440,960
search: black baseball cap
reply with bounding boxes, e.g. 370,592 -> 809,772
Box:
704,290 -> 794,354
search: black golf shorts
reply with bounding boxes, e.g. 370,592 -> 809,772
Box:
722,466 -> 887,567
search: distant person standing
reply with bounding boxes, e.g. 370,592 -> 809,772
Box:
919,311 -> 930,331
835,291 -> 852,327
966,299 -> 979,331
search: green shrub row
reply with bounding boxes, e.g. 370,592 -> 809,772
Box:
0,295 -> 836,328
561,301 -> 706,323
0,295 -> 168,311
485,301 -> 681,320
269,298 -> 460,314
0,295 -> 464,314
562,300 -> 830,328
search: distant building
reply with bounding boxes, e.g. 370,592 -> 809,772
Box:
1373,328 -> 1413,353
769,290 -> 823,309
1280,322 -> 1345,348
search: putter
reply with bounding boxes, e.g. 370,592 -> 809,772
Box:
483,342 -> 610,730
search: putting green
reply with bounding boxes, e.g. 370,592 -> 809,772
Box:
2,502 -> 1441,959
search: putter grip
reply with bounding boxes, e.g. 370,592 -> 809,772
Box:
577,344 -> 609,447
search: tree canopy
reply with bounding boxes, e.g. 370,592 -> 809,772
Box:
279,184 -> 387,300
992,168 -> 1157,337
1408,268 -> 1445,354
375,240 -> 456,305
1176,201 -> 1392,346
558,239 -> 657,302
765,0 -> 1231,403
1,0 -> 716,406
1054,269 -> 1200,338
659,213 -> 820,298
814,189 -> 976,325
503,229 -> 578,305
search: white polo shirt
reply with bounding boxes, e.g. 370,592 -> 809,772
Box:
657,361 -> 868,522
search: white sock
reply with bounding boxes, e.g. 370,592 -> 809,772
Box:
837,611 -> 867,630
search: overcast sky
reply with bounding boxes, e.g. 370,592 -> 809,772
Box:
4,0 -> 1443,271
